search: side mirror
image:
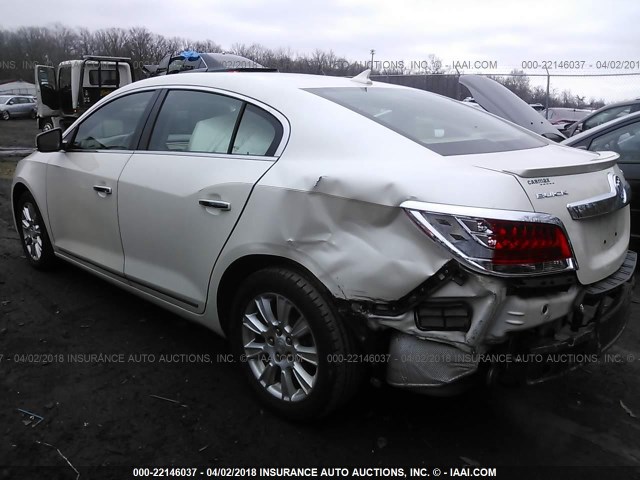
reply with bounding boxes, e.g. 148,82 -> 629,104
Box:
36,128 -> 63,152
575,123 -> 583,133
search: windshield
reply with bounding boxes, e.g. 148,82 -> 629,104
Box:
306,87 -> 546,156
0,96 -> 11,104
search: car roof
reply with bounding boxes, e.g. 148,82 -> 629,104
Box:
117,70 -> 407,112
561,110 -> 640,146
577,99 -> 640,119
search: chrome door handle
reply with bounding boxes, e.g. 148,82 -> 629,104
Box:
93,185 -> 112,195
199,199 -> 231,211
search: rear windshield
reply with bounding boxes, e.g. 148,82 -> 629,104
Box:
306,87 -> 546,156
88,69 -> 120,86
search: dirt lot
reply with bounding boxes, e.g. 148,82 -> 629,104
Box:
1,126 -> 640,478
0,119 -> 39,149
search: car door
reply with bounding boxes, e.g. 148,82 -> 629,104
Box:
587,118 -> 640,239
118,88 -> 285,311
35,65 -> 60,118
17,97 -> 31,116
46,90 -> 157,274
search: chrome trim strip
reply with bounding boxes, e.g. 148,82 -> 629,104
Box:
566,172 -> 631,220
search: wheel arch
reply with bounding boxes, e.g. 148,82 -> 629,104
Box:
11,181 -> 31,227
215,254 -> 339,337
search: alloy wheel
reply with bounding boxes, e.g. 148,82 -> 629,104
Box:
241,293 -> 319,402
21,202 -> 43,261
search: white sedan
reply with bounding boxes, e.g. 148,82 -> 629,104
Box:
12,70 -> 636,419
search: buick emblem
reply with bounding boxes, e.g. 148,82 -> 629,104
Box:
536,190 -> 568,200
614,175 -> 627,204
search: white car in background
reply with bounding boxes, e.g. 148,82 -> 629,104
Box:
12,70 -> 635,419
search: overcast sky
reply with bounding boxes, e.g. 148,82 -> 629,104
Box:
3,0 -> 640,101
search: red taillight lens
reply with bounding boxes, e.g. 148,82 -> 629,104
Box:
487,220 -> 572,265
405,208 -> 575,276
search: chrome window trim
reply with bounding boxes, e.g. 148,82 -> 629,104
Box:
401,200 -> 577,277
131,150 -> 277,162
566,172 -> 631,220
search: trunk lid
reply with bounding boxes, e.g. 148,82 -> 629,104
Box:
466,146 -> 630,285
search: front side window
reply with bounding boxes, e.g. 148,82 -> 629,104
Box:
149,90 -> 243,153
307,87 -> 546,156
589,120 -> 640,164
71,91 -> 154,151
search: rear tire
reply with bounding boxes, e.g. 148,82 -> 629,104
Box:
229,267 -> 362,420
42,121 -> 54,132
15,191 -> 57,270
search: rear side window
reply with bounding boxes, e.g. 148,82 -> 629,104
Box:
149,90 -> 242,153
306,87 -> 546,156
584,105 -> 634,131
71,91 -> 154,150
232,104 -> 282,156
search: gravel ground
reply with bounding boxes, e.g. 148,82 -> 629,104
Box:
1,123 -> 640,478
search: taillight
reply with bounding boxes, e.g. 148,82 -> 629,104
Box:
402,201 -> 575,276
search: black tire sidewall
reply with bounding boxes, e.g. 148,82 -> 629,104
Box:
230,268 -> 346,420
2,111 -> 9,120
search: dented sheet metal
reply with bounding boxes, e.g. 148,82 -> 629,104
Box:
217,185 -> 450,301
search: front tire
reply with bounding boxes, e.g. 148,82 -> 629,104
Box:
230,267 -> 362,420
2,110 -> 9,121
42,121 -> 54,131
15,191 -> 56,270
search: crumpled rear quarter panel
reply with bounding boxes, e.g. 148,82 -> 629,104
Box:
217,185 -> 450,301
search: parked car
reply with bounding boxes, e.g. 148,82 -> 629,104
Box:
12,70 -> 635,419
564,99 -> 640,137
143,51 -> 272,77
541,107 -> 593,134
0,94 -> 37,120
562,111 -> 640,242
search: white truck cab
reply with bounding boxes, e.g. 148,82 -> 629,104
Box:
35,56 -> 134,131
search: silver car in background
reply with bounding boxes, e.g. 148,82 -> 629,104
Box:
0,95 -> 37,120
11,70 -> 636,419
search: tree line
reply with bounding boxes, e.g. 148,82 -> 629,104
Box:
0,24 -> 606,108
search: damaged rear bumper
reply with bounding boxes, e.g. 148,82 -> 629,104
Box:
359,251 -> 636,393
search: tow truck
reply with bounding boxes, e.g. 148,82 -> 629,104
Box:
34,56 -> 134,131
